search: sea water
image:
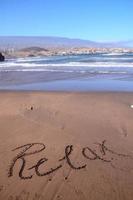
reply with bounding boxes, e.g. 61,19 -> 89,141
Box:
0,52 -> 133,91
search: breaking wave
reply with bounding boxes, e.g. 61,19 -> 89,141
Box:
0,53 -> 133,74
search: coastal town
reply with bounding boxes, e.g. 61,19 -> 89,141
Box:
1,47 -> 133,59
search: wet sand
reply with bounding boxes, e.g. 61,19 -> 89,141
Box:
0,91 -> 133,200
1,71 -> 133,92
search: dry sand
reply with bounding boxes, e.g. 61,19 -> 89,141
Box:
0,91 -> 133,200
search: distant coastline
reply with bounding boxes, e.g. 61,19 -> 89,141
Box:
1,46 -> 133,59
0,36 -> 133,58
0,36 -> 133,49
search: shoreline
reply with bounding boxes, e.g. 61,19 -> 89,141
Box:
1,75 -> 133,92
0,90 -> 133,94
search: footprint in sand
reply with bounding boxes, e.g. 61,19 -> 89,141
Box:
0,185 -> 3,192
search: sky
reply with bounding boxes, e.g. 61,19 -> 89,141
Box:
0,0 -> 133,41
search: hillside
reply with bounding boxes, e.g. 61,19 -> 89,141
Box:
0,36 -> 132,50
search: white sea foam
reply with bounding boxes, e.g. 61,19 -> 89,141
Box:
0,68 -> 128,75
0,53 -> 133,73
0,61 -> 133,69
103,52 -> 128,56
16,56 -> 50,62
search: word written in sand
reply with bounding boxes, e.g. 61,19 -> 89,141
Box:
8,140 -> 133,180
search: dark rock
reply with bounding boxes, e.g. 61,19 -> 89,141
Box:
0,53 -> 5,62
28,54 -> 35,57
30,106 -> 33,110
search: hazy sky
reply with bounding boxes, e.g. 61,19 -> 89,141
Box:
0,0 -> 133,41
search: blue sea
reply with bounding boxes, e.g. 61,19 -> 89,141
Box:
0,52 -> 133,91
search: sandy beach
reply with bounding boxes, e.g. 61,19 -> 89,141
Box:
0,91 -> 133,200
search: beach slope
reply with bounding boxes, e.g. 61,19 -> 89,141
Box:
0,92 -> 133,200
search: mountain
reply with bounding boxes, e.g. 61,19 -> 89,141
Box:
0,36 -> 132,50
118,40 -> 133,47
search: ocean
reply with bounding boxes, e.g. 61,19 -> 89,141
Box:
0,52 -> 133,91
